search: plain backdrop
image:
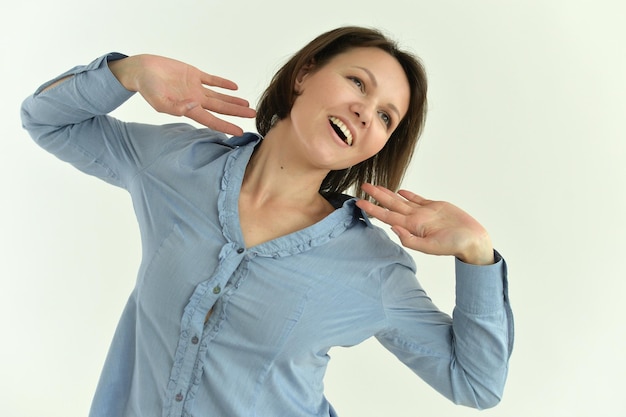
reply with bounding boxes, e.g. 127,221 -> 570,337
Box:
2,0 -> 625,416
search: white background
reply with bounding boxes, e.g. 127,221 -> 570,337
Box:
2,0 -> 625,416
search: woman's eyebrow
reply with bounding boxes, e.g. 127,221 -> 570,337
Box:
354,66 -> 378,88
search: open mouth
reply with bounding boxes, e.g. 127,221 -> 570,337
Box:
329,116 -> 353,146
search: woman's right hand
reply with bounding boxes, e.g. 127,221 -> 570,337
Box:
108,54 -> 256,136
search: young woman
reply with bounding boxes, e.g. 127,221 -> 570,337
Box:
21,26 -> 513,417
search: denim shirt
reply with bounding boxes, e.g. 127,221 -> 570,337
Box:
21,54 -> 514,417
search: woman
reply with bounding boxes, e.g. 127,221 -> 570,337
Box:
21,26 -> 513,417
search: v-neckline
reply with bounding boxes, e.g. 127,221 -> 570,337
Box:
216,135 -> 365,258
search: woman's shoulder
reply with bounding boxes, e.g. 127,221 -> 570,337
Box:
138,125 -> 260,160
340,210 -> 417,272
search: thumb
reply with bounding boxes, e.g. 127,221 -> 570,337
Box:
181,100 -> 199,115
391,225 -> 430,254
166,99 -> 199,117
391,225 -> 416,244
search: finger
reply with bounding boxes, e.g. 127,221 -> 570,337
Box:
360,183 -> 413,215
204,89 -> 253,108
202,96 -> 257,118
397,189 -> 430,205
200,73 -> 239,91
391,225 -> 419,247
355,198 -> 411,228
392,226 -> 440,255
185,107 -> 245,136
159,98 -> 201,117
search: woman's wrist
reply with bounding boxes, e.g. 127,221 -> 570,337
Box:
457,235 -> 495,265
108,55 -> 142,92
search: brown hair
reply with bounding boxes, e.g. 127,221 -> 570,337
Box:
256,26 -> 428,200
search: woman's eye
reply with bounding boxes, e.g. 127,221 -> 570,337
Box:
379,111 -> 391,127
349,76 -> 364,91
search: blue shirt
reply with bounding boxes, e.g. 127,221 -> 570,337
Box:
21,53 -> 514,417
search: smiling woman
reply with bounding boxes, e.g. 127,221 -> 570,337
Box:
263,47 -> 410,186
256,27 -> 428,201
20,26 -> 513,417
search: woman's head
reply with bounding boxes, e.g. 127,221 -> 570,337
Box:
256,26 -> 428,200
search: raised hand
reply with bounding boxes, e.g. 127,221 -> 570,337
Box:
108,54 -> 256,136
356,183 -> 495,265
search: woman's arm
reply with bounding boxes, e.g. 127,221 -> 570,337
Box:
375,256 -> 513,409
359,183 -> 513,408
21,53 -> 256,187
38,55 -> 255,136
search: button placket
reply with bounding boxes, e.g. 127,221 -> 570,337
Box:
168,241 -> 248,416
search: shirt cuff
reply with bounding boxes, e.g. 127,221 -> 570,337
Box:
455,250 -> 507,315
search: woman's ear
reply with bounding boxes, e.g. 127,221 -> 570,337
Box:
295,62 -> 315,92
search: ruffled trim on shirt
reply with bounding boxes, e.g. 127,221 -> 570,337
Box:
217,134 -> 370,258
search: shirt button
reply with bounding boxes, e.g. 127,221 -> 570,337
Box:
191,335 -> 199,345
175,392 -> 184,402
237,247 -> 244,254
213,285 -> 221,294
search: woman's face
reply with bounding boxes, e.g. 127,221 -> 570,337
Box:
285,47 -> 410,171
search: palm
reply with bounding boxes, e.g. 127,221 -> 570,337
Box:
123,55 -> 256,135
356,183 -> 494,265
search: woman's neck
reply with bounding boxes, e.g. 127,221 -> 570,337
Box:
238,131 -> 335,247
241,130 -> 331,210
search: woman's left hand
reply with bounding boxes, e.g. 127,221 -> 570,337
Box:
356,183 -> 494,265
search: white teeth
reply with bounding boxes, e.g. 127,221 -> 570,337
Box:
329,116 -> 353,146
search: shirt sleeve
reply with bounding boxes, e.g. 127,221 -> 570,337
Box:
20,53 -> 217,189
375,250 -> 513,410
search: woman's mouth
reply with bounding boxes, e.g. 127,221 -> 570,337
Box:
329,116 -> 353,146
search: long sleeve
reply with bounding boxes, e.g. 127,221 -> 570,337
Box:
20,53 -> 216,189
376,251 -> 513,409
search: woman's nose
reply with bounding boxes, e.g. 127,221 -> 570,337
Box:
352,104 -> 372,127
